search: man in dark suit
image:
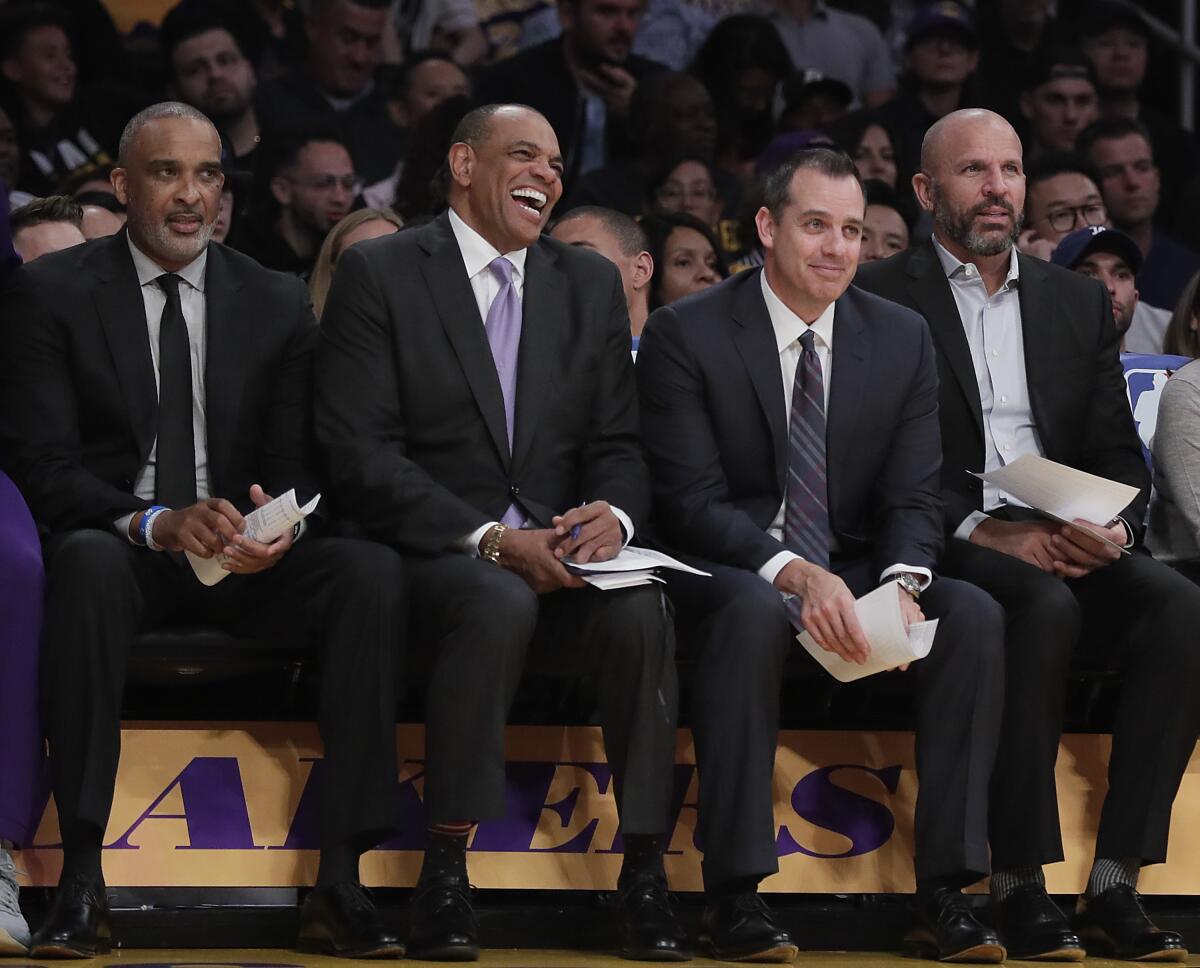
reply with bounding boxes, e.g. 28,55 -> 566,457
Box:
314,103 -> 684,962
856,108 -> 1200,963
636,147 -> 1007,963
0,102 -> 405,959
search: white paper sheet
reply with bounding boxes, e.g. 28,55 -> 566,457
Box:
580,572 -> 665,590
971,455 -> 1139,552
564,546 -> 711,576
797,582 -> 939,682
185,489 -> 320,586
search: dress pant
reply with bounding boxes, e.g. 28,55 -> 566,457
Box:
0,471 -> 45,846
943,537 -> 1200,870
405,554 -> 678,835
41,529 -> 405,857
666,557 -> 1005,891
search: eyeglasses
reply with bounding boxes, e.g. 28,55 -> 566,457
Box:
1043,202 -> 1106,234
289,174 -> 362,195
657,183 -> 717,204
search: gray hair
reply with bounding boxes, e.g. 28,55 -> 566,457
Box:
118,101 -> 218,166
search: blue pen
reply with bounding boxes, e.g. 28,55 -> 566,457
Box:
570,502 -> 587,540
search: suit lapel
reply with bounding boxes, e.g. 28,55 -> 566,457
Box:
1015,253 -> 1059,454
731,272 -> 788,496
512,241 -> 565,475
905,243 -> 984,440
417,215 -> 511,466
93,232 -> 158,464
827,292 -> 868,510
202,246 -> 250,491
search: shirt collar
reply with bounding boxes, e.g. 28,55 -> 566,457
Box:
448,207 -> 528,283
932,235 -> 1020,290
760,269 -> 836,355
127,234 -> 208,293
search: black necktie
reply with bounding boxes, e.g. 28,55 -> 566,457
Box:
154,273 -> 197,509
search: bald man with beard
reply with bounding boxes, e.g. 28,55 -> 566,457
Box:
857,108 -> 1199,963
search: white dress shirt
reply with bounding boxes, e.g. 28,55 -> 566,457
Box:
448,207 -> 634,554
114,237 -> 210,539
757,271 -> 932,590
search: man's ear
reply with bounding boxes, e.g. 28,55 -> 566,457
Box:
754,205 -> 775,251
632,250 -> 653,291
448,142 -> 473,188
912,171 -> 935,214
111,167 -> 129,206
270,174 -> 293,208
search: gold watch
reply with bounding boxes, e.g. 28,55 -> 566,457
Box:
481,524 -> 508,565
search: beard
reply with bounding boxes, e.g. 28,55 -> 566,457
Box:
931,180 -> 1023,256
147,215 -> 215,264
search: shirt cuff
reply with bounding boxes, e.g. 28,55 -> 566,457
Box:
610,505 -> 634,547
460,522 -> 499,557
879,564 -> 933,590
759,550 -> 801,587
115,512 -> 138,544
954,510 -> 992,542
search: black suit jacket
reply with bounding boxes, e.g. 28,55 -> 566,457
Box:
314,210 -> 649,556
0,232 -> 319,533
854,242 -> 1149,541
636,268 -> 944,579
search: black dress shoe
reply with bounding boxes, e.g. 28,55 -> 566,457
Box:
297,882 -> 404,958
614,873 -> 691,961
407,874 -> 480,961
699,892 -> 798,962
905,887 -> 1006,963
992,884 -> 1085,961
29,875 -> 111,958
1073,885 -> 1188,962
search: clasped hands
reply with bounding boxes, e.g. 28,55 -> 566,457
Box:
481,501 -> 623,594
774,559 -> 924,669
971,516 -> 1124,578
135,484 -> 292,575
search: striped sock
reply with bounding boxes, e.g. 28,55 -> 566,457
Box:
990,865 -> 1046,902
1086,857 -> 1140,898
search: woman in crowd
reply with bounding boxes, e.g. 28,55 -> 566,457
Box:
309,208 -> 403,318
646,156 -> 744,263
641,210 -> 728,311
823,112 -> 902,190
859,179 -> 915,265
1164,270 -> 1200,358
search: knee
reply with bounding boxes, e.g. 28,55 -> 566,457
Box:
0,538 -> 43,598
693,583 -> 790,679
473,566 -> 540,645
45,529 -> 133,590
324,538 -> 404,596
933,581 -> 1006,671
602,586 -> 675,661
1024,575 -> 1082,644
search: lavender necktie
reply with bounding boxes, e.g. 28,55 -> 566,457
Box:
485,256 -> 526,528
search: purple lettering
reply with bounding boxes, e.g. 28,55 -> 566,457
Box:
776,764 -> 901,859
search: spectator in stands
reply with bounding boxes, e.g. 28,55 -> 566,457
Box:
975,0 -> 1064,126
476,0 -> 667,188
231,126 -> 356,277
642,210 -> 727,311
316,103 -> 685,963
689,16 -> 792,179
857,108 -> 1200,964
1078,2 -> 1197,223
1051,225 -> 1144,350
874,2 -> 979,190
391,94 -> 477,220
822,111 -> 901,190
79,203 -> 124,239
646,157 -> 722,231
59,163 -> 118,202
753,0 -> 895,109
1080,118 -> 1200,313
0,102 -> 407,959
0,4 -> 130,197
162,0 -> 263,171
551,205 -> 653,349
1164,272 -> 1200,359
10,194 -> 84,262
1020,154 -> 1167,354
254,0 -> 404,185
1147,358 -> 1200,579
0,105 -> 20,197
383,0 -> 487,66
1018,47 -> 1099,158
0,179 -> 44,959
308,206 -> 402,317
564,72 -> 721,217
363,52 -> 471,209
778,72 -> 852,134
637,146 -> 1006,964
859,179 -> 912,264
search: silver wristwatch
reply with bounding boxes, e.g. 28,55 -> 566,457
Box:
890,572 -> 922,600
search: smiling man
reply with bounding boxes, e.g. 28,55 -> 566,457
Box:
857,108 -> 1200,963
316,103 -> 684,961
0,102 -> 407,958
637,147 -> 1006,963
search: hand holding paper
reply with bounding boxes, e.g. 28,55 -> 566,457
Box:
186,487 -> 320,585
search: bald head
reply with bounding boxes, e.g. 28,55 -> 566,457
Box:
920,109 -> 1022,174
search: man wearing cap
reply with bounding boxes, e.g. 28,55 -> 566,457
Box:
1018,47 -> 1099,158
1052,225 -> 1143,349
857,107 -> 1200,964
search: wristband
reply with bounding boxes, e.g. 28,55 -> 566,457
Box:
143,506 -> 169,551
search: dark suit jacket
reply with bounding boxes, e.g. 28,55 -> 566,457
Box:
314,210 -> 649,556
0,231 -> 319,534
636,268 -> 944,580
475,39 -> 667,188
854,242 -> 1149,541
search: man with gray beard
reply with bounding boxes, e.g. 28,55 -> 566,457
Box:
857,108 -> 1199,964
0,102 -> 406,958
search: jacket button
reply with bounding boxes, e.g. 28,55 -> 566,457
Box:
510,484 -> 520,496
